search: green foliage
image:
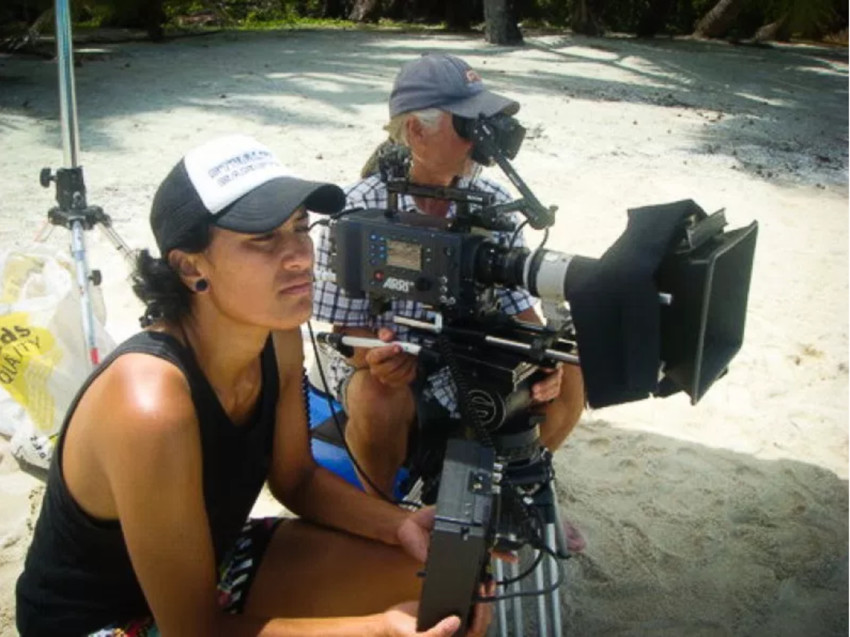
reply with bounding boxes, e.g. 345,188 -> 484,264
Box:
764,0 -> 838,38
530,0 -> 847,39
530,0 -> 572,26
3,0 -> 845,42
162,1 -> 209,20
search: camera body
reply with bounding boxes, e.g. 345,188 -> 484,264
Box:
332,208 -> 490,312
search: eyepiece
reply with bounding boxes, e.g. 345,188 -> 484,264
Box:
452,113 -> 526,165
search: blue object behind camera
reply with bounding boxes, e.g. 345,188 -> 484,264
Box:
307,383 -> 408,499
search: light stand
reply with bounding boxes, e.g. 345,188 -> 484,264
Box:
40,0 -> 133,368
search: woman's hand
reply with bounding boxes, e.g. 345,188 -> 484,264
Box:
397,506 -> 435,564
383,602 -> 460,637
383,593 -> 492,637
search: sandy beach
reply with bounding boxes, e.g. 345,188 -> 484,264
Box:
0,27 -> 847,635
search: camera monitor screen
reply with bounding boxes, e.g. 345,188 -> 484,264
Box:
386,239 -> 421,271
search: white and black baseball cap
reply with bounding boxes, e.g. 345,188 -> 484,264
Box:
151,134 -> 345,255
389,53 -> 519,119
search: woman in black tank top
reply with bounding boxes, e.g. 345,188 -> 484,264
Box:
15,135 -> 490,637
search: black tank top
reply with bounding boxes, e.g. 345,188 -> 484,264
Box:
16,331 -> 279,636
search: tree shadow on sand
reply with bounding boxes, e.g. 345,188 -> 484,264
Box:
0,29 -> 845,186
549,418 -> 848,636
2,411 -> 846,636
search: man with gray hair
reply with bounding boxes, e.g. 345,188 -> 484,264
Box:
312,53 -> 586,550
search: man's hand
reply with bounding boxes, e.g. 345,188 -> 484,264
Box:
530,363 -> 564,404
364,327 -> 418,388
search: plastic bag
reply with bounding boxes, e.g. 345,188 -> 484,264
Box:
0,248 -> 114,469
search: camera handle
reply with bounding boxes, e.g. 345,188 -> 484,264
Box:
384,178 -> 519,234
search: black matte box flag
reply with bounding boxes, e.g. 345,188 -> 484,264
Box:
567,200 -> 715,408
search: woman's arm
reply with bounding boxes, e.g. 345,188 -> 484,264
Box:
92,354 -> 433,637
92,354 -> 226,635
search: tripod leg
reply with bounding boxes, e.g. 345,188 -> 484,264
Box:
509,559 -> 522,636
495,559 -> 508,637
533,549 -> 549,635
545,522 -> 563,637
99,223 -> 136,266
55,0 -> 80,168
70,220 -> 100,368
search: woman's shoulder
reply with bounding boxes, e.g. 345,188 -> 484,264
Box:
65,344 -> 201,507
87,346 -> 197,436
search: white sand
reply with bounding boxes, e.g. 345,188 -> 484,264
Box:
0,28 -> 847,635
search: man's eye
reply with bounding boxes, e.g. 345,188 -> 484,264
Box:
252,233 -> 276,243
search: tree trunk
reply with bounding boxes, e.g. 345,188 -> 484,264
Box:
321,0 -> 349,19
753,13 -> 791,42
693,0 -> 744,39
348,0 -> 380,22
571,0 -> 604,36
446,1 -> 480,31
142,0 -> 166,41
483,0 -> 522,45
636,0 -> 674,37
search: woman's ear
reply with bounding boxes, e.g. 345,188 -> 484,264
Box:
168,250 -> 204,290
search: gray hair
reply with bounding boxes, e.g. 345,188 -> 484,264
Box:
383,108 -> 444,147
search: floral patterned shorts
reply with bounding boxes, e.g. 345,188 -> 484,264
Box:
88,517 -> 281,636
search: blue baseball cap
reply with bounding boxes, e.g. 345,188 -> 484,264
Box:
389,53 -> 520,119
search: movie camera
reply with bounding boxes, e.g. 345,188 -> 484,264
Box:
314,111 -> 758,635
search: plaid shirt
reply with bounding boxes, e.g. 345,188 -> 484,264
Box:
313,173 -> 535,414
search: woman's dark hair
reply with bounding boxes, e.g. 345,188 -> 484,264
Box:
131,221 -> 212,327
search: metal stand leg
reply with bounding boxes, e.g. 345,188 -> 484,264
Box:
496,529 -> 564,636
546,523 -> 563,637
496,449 -> 567,636
40,0 -> 134,368
534,547 -> 549,635
495,559 -> 508,636
69,221 -> 100,367
510,558 -> 523,636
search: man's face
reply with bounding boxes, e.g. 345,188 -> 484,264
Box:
409,111 -> 475,180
